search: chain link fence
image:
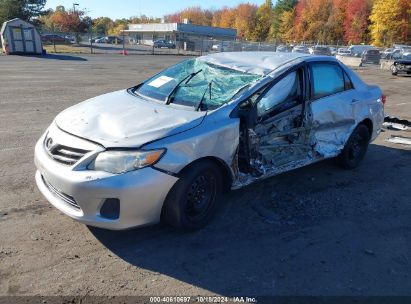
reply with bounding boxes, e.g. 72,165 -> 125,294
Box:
36,28 -> 388,61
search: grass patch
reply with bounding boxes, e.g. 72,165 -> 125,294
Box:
43,44 -> 93,54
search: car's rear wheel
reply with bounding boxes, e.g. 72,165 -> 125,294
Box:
161,160 -> 222,231
337,124 -> 370,169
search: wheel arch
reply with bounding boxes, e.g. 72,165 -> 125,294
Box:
177,156 -> 233,193
359,118 -> 373,138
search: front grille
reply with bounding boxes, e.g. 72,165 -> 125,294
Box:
46,143 -> 90,165
42,175 -> 80,210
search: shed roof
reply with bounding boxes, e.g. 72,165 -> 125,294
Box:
1,18 -> 34,35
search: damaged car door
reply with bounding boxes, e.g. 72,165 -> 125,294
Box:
242,65 -> 313,176
308,62 -> 357,157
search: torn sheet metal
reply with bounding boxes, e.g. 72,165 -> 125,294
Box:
384,115 -> 411,127
382,122 -> 408,131
387,135 -> 411,146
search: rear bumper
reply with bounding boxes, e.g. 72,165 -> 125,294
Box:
34,131 -> 178,230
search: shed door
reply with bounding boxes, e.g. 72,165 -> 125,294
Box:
10,26 -> 24,52
23,28 -> 36,53
9,26 -> 36,53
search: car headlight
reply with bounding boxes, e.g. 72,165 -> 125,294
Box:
89,149 -> 166,174
397,64 -> 405,69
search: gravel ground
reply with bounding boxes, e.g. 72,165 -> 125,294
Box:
0,54 -> 410,297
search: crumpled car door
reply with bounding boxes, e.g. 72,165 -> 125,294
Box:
246,67 -> 313,175
309,62 -> 357,157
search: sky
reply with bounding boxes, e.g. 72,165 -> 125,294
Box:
45,0 -> 267,20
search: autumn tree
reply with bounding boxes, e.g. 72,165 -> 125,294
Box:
269,0 -> 297,41
293,0 -> 308,41
343,0 -> 371,44
213,7 -> 236,28
369,0 -> 411,46
107,19 -> 129,35
40,7 -> 90,42
279,8 -> 296,42
253,0 -> 273,41
233,3 -> 257,40
326,0 -> 346,44
92,17 -> 113,35
164,6 -> 213,26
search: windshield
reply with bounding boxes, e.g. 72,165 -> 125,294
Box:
135,58 -> 260,110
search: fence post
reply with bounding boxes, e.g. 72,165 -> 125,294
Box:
89,28 -> 93,54
122,33 -> 125,54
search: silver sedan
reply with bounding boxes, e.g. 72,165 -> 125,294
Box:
34,52 -> 385,231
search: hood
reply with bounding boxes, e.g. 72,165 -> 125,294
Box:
55,90 -> 206,148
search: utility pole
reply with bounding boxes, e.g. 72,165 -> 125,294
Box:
73,3 -> 79,44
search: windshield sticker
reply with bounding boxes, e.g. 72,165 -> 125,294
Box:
147,76 -> 174,88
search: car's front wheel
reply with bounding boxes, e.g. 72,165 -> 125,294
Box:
337,124 -> 370,169
161,160 -> 222,231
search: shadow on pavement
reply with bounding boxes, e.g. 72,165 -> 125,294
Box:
34,54 -> 88,61
89,143 -> 411,296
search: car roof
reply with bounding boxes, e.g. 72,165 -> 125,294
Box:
200,52 -> 316,75
200,51 -> 339,75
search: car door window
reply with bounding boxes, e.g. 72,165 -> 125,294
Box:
311,63 -> 344,99
257,71 -> 302,118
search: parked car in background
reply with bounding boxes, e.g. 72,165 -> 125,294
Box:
337,48 -> 351,56
361,49 -> 381,64
349,45 -> 374,57
89,36 -> 103,43
276,44 -> 292,52
329,47 -> 337,56
309,45 -> 332,56
381,48 -> 402,60
292,45 -> 309,54
153,40 -> 176,49
390,53 -> 411,76
34,52 -> 384,231
64,35 -> 76,44
95,36 -> 123,44
41,34 -> 70,44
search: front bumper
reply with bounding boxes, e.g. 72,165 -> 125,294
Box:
34,128 -> 178,230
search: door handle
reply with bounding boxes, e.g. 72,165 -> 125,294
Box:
351,98 -> 359,103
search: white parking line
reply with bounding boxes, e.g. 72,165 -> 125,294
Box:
396,103 -> 408,106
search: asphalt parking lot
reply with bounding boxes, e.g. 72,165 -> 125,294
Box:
0,53 -> 411,297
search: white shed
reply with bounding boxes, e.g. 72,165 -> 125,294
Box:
1,18 -> 43,55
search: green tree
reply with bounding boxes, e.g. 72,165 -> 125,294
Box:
253,0 -> 273,41
0,0 -> 46,26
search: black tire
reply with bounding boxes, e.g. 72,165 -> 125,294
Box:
161,160 -> 222,231
337,124 -> 370,169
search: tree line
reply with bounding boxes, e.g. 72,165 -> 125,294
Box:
1,0 -> 410,47
164,0 -> 410,46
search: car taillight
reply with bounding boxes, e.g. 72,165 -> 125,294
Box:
381,95 -> 387,105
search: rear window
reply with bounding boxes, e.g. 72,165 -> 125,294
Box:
311,63 -> 344,99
